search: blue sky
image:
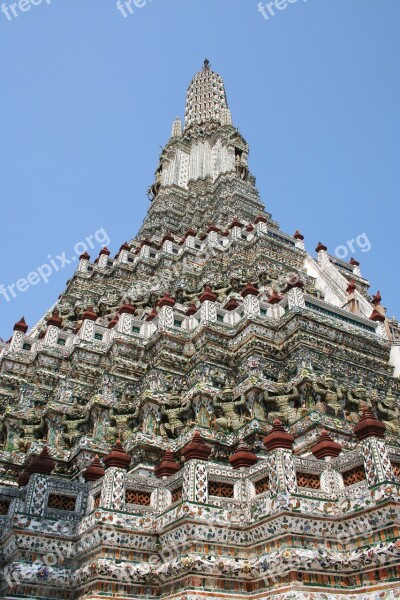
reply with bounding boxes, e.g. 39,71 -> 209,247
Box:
0,0 -> 399,338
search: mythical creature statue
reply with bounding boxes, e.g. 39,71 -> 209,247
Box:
147,161 -> 164,201
106,395 -> 142,442
64,408 -> 92,447
372,389 -> 400,434
214,376 -> 248,431
249,389 -> 267,421
346,379 -> 371,423
24,409 -> 45,443
235,154 -> 249,181
159,391 -> 192,438
266,373 -> 307,425
312,375 -> 344,417
2,419 -> 25,452
43,415 -> 65,447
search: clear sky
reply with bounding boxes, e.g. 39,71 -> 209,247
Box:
0,0 -> 399,338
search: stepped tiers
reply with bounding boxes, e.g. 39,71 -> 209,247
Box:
1,62 -> 400,600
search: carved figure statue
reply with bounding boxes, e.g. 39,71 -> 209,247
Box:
147,168 -> 162,201
373,389 -> 400,434
266,373 -> 307,424
3,420 -> 25,452
346,379 -> 371,423
159,391 -> 191,438
312,375 -> 344,417
214,381 -> 248,431
248,390 -> 267,421
64,408 -> 92,447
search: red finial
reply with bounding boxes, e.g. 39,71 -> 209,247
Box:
369,309 -> 385,323
311,430 -> 342,459
254,214 -> 268,224
294,230 -> 304,240
224,297 -> 240,311
315,242 -> 328,253
29,446 -> 55,476
82,306 -> 98,321
179,228 -> 197,245
17,470 -> 31,487
145,307 -> 158,321
199,286 -> 218,303
267,290 -> 283,305
371,291 -> 382,306
185,302 -> 198,316
263,419 -> 294,452
229,217 -> 243,229
79,251 -> 90,260
354,405 -> 386,440
99,247 -> 110,256
346,279 -> 356,294
47,310 -> 62,328
229,441 -> 258,469
157,293 -> 176,308
103,439 -> 131,470
182,431 -> 211,461
83,455 -> 105,482
118,301 -> 136,315
155,450 -> 181,478
14,317 -> 28,333
161,232 -> 175,244
241,282 -> 259,298
349,257 -> 360,266
284,277 -> 304,292
108,314 -> 119,329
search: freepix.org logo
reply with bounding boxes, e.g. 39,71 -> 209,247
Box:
116,0 -> 153,19
1,0 -> 53,22
0,228 -> 110,304
257,0 -> 309,22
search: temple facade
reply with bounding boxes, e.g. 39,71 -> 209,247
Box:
0,60 -> 400,599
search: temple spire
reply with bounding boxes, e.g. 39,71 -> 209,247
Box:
184,59 -> 232,131
171,116 -> 182,138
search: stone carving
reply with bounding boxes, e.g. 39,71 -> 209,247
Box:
266,374 -> 307,425
214,377 -> 248,431
159,390 -> 192,438
312,374 -> 345,417
373,389 -> 400,434
346,380 -> 371,423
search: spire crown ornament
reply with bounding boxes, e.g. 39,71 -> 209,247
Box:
103,439 -> 131,470
346,279 -> 357,294
82,306 -> 98,321
263,419 -> 294,451
83,455 -> 105,482
182,431 -> 211,461
294,229 -> 304,240
184,60 -> 230,131
229,441 -> 258,469
47,310 -> 62,328
267,290 -> 283,304
29,446 -> 55,476
354,406 -> 386,440
311,430 -> 342,459
155,449 -> 181,478
14,317 -> 28,333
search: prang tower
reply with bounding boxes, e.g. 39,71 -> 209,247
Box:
0,60 -> 400,600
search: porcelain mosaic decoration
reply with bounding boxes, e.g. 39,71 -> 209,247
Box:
0,60 -> 399,599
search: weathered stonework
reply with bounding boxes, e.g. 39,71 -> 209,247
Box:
0,60 -> 399,599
